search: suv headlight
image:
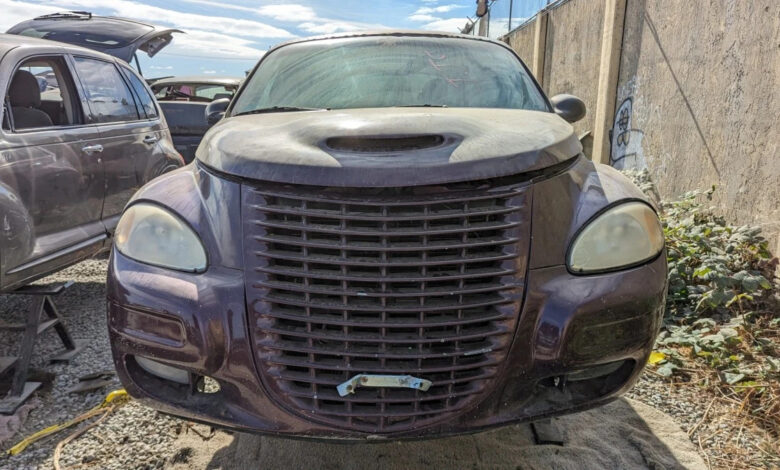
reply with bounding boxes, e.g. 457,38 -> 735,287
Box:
567,201 -> 664,274
114,203 -> 207,272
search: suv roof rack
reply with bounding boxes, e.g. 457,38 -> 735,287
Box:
34,11 -> 93,20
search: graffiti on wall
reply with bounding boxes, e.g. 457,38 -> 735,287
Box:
610,97 -> 646,170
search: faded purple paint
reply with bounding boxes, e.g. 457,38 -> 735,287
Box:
107,158 -> 666,439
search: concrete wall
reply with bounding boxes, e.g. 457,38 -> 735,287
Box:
505,19 -> 535,65
541,0 -> 605,137
502,0 -> 780,252
503,0 -> 604,137
613,0 -> 779,251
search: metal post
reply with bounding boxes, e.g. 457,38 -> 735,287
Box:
532,10 -> 549,86
478,10 -> 490,37
508,0 -> 513,32
592,0 -> 628,164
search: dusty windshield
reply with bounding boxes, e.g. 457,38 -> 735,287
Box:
232,36 -> 549,113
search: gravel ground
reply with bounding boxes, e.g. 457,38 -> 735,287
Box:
0,258 -> 182,470
627,374 -> 778,469
0,258 -> 768,469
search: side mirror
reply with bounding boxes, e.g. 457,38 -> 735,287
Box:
550,94 -> 586,123
205,98 -> 230,126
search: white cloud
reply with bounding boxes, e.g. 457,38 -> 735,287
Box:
0,0 -> 59,31
297,21 -> 356,34
182,0 -> 386,37
163,29 -> 266,60
45,0 -> 294,39
202,69 -> 216,74
297,19 -> 387,35
0,0 -> 386,61
408,14 -> 438,22
182,2 -> 321,23
488,17 -> 513,39
414,4 -> 464,15
0,0 -> 268,61
257,4 -> 318,22
149,65 -> 173,70
423,17 -> 470,33
408,3 -> 466,25
179,0 -> 256,13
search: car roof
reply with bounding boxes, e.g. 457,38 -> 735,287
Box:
0,33 -> 120,62
150,76 -> 242,87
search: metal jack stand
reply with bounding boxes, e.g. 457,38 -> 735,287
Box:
0,281 -> 85,414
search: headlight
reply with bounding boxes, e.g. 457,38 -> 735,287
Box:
114,203 -> 207,272
567,201 -> 664,273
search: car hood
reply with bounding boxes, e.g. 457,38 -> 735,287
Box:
197,108 -> 582,187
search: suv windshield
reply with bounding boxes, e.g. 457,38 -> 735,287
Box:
232,36 -> 549,114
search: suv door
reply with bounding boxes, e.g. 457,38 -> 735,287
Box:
0,54 -> 105,289
70,55 -> 167,232
118,64 -> 181,177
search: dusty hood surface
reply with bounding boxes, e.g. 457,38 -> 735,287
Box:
197,108 -> 581,187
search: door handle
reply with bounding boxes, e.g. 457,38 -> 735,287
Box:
143,135 -> 159,144
81,144 -> 104,154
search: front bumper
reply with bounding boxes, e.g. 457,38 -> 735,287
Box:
107,250 -> 666,440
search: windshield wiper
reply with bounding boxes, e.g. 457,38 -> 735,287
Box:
396,104 -> 448,108
234,106 -> 327,116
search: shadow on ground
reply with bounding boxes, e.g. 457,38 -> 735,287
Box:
169,398 -> 706,470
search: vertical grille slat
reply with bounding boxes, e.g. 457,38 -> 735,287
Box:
244,179 -> 531,433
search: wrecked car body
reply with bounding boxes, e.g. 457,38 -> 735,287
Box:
0,34 -> 183,292
149,76 -> 242,162
106,31 -> 667,439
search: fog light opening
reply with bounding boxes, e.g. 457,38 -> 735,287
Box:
195,375 -> 221,394
134,355 -> 190,385
537,359 -> 635,401
566,360 -> 625,382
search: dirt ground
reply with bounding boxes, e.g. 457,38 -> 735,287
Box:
166,399 -> 707,470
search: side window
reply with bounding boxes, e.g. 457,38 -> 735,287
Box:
120,67 -> 158,119
195,85 -> 235,100
72,57 -> 139,123
153,85 -> 170,99
3,55 -> 83,131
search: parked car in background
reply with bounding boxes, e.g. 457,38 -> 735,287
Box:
107,31 -> 667,440
150,76 -> 240,102
149,76 -> 242,162
0,34 -> 183,292
6,11 -> 180,74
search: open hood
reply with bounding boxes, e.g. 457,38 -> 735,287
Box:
197,108 -> 583,187
6,12 -> 182,63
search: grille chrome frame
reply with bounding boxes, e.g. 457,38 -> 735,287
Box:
243,180 -> 531,433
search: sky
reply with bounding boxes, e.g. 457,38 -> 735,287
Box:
0,0 -> 544,78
